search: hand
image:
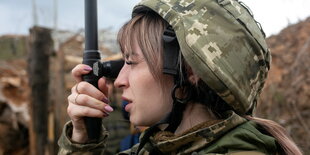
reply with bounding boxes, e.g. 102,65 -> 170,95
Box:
67,64 -> 114,143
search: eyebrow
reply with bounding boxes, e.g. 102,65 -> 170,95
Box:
124,51 -> 139,59
124,53 -> 130,59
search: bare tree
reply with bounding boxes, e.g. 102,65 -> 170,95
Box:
53,0 -> 59,51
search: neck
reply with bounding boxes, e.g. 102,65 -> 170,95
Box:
174,103 -> 216,134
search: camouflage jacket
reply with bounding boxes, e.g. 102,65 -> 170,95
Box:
58,111 -> 278,155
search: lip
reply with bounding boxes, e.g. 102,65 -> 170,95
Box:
122,96 -> 133,112
122,96 -> 132,103
124,103 -> 132,112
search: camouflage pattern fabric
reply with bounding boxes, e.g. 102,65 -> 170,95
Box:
57,107 -> 130,155
133,0 -> 271,115
143,111 -> 247,154
57,121 -> 109,155
58,111 -> 278,154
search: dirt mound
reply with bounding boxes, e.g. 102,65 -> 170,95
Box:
0,59 -> 30,154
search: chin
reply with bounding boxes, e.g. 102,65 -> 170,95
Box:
129,116 -> 140,126
130,117 -> 150,127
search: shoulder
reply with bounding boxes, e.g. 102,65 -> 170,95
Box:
198,121 -> 278,154
201,151 -> 267,155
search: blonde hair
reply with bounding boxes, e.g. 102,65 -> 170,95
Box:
117,12 -> 176,102
117,13 -> 168,85
245,116 -> 303,155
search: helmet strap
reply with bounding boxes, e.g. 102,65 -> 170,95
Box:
136,84 -> 187,154
162,25 -> 180,77
164,84 -> 188,132
162,25 -> 190,132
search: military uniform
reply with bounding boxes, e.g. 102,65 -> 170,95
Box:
58,111 -> 278,154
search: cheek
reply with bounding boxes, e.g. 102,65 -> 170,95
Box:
141,81 -> 173,119
129,66 -> 158,96
131,82 -> 171,122
128,65 -> 174,124
134,94 -> 172,126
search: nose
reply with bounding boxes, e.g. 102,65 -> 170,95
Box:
114,64 -> 129,89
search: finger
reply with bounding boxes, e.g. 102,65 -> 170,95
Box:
98,77 -> 109,96
72,81 -> 109,102
68,93 -> 113,113
67,102 -> 108,120
71,64 -> 93,82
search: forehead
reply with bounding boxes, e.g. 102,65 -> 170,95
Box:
119,15 -> 146,61
124,52 -> 138,59
123,44 -> 143,60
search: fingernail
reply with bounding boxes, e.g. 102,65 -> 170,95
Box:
102,98 -> 110,103
103,112 -> 109,116
104,105 -> 114,112
84,66 -> 92,71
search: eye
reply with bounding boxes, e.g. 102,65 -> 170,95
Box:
125,61 -> 134,65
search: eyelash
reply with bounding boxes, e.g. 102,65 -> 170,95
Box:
125,61 -> 134,65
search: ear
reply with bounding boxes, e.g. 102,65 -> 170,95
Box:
186,67 -> 200,84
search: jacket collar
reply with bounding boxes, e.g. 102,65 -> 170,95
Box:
143,111 -> 246,154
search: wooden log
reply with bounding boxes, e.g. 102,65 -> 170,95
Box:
28,26 -> 52,155
51,41 -> 67,154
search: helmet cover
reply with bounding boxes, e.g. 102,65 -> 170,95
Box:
132,0 -> 271,115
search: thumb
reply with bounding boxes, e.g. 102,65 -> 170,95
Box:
98,77 -> 109,96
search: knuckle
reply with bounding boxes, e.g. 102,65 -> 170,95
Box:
71,68 -> 76,76
67,94 -> 75,103
71,86 -> 76,93
78,82 -> 89,93
67,105 -> 73,116
67,95 -> 71,102
82,108 -> 90,115
79,94 -> 88,104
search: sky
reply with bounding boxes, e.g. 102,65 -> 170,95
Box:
0,0 -> 310,37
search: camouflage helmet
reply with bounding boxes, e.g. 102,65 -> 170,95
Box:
132,0 -> 271,115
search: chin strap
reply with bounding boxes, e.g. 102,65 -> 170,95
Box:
161,25 -> 187,133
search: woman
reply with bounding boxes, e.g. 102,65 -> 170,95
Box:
58,0 -> 302,154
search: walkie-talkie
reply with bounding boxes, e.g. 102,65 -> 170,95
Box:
83,0 -> 123,140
